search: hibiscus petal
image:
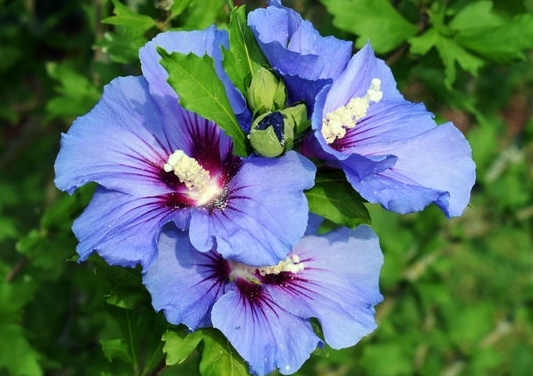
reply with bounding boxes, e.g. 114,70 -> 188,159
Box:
73,187 -> 175,269
322,43 -> 403,114
333,100 -> 438,152
211,289 -> 321,376
265,225 -> 383,349
188,151 -> 316,266
248,2 -> 351,108
343,122 -> 476,217
142,225 -> 226,329
54,76 -> 182,196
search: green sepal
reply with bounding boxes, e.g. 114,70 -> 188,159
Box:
282,103 -> 310,136
247,67 -> 286,115
158,48 -> 249,156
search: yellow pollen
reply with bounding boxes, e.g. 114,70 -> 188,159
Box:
322,78 -> 383,144
164,150 -> 221,205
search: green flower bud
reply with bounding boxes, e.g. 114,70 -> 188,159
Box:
279,103 -> 309,136
249,111 -> 294,158
247,67 -> 287,115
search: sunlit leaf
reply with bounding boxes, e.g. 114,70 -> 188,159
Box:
199,329 -> 249,376
222,5 -> 267,94
159,49 -> 249,156
163,329 -> 203,365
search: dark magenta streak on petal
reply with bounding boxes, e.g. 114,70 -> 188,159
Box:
221,157 -> 243,185
235,278 -> 282,321
186,252 -> 230,298
185,114 -> 225,170
201,251 -> 232,284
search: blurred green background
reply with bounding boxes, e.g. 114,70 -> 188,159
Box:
1,0 -> 532,375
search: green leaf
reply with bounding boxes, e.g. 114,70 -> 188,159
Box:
199,329 -> 249,376
162,329 -> 203,365
98,0 -> 155,65
435,35 -> 484,88
320,0 -> 418,53
0,324 -> 42,376
170,0 -> 194,19
410,29 -> 484,88
222,5 -> 268,94
449,1 -> 506,31
182,0 -> 225,29
0,279 -> 35,322
96,30 -> 147,65
45,63 -> 101,121
305,170 -> 371,228
94,264 -> 149,309
105,305 -> 168,373
454,13 -> 533,63
100,339 -> 132,363
159,49 -> 249,156
102,0 -> 156,34
162,328 -> 248,375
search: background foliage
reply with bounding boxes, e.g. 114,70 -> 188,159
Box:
1,0 -> 532,375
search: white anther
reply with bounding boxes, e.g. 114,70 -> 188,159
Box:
322,78 -> 383,144
164,150 -> 210,190
164,150 -> 222,205
257,254 -> 305,276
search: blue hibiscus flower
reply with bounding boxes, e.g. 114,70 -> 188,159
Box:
144,222 -> 384,375
54,28 -> 316,269
303,44 -> 476,217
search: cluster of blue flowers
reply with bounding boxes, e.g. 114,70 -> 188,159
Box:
54,1 -> 475,375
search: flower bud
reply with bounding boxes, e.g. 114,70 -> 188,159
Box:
249,111 -> 294,158
247,67 -> 286,115
279,103 -> 309,136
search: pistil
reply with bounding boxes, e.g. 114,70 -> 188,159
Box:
322,78 -> 383,144
229,254 -> 305,284
164,150 -> 222,205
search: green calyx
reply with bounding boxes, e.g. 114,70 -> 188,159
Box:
247,67 -> 286,115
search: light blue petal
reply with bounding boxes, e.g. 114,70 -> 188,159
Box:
54,76 -> 183,196
322,43 -> 403,114
212,289 -> 321,376
142,225 -> 225,329
188,151 -> 316,266
344,122 -> 476,217
265,225 -> 384,349
334,101 -> 437,152
72,187 -> 174,269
